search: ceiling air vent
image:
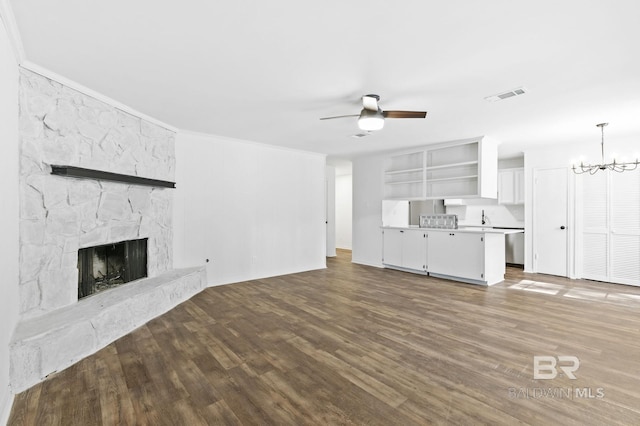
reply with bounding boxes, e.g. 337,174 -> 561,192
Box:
484,87 -> 528,102
351,132 -> 370,138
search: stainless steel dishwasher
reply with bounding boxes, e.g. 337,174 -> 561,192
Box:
494,228 -> 525,266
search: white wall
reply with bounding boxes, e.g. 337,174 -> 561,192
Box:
335,174 -> 352,250
352,154 -> 385,267
0,15 -> 20,425
173,132 -> 326,285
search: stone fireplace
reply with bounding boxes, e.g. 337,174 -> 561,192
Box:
18,68 -> 175,316
11,69 -> 207,392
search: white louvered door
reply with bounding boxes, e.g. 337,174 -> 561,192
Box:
610,172 -> 640,285
581,172 -> 609,281
581,171 -> 640,286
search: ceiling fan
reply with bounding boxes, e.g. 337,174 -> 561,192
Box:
320,94 -> 427,131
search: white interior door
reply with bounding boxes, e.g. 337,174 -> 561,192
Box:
534,168 -> 568,276
326,166 -> 336,257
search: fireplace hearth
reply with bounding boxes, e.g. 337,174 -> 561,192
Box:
77,238 -> 148,299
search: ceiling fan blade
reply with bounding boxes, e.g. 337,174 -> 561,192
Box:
319,114 -> 360,120
382,110 -> 427,119
362,94 -> 380,111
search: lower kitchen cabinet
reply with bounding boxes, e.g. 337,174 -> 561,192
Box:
382,228 -> 404,267
427,230 -> 505,285
382,227 -> 507,285
382,228 -> 427,272
427,231 -> 484,281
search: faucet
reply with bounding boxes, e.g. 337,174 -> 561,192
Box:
481,209 -> 486,225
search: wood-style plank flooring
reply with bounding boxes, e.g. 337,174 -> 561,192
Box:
9,250 -> 640,425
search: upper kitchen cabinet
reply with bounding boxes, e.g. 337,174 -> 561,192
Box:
498,168 -> 524,204
383,137 -> 498,200
383,151 -> 426,199
425,138 -> 497,199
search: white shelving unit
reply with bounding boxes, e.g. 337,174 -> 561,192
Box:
383,151 -> 425,199
383,138 -> 497,200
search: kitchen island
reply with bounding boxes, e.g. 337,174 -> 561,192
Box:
381,226 -> 524,286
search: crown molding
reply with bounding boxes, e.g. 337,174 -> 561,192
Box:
178,129 -> 327,159
20,61 -> 178,133
0,0 -> 25,63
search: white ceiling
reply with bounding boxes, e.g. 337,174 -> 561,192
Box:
9,0 -> 640,162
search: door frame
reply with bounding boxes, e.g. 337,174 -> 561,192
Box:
325,166 -> 336,257
532,167 -> 575,278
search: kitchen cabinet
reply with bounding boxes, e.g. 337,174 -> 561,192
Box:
383,151 -> 425,199
382,228 -> 404,267
383,137 -> 498,200
427,229 -> 505,285
382,228 -> 427,272
382,227 -> 509,284
498,168 -> 524,205
427,231 -> 484,280
425,138 -> 497,199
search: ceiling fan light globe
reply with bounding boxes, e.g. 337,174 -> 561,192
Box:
358,116 -> 384,131
358,108 -> 384,131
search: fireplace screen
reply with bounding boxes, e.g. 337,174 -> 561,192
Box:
77,238 -> 148,299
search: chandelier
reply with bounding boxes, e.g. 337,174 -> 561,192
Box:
572,123 -> 639,174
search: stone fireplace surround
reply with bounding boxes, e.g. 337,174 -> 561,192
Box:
10,69 -> 207,392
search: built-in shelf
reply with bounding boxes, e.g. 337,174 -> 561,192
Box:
425,160 -> 478,171
385,167 -> 424,175
383,151 -> 425,199
382,138 -> 497,200
386,179 -> 424,185
383,196 -> 425,201
428,175 -> 478,183
51,165 -> 176,188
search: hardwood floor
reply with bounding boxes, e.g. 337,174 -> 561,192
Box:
9,250 -> 640,425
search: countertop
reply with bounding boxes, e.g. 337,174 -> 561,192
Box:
381,226 -> 524,235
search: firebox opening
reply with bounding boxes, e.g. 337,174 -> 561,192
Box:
78,238 -> 148,300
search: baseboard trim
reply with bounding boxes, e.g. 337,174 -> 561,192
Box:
351,259 -> 384,268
